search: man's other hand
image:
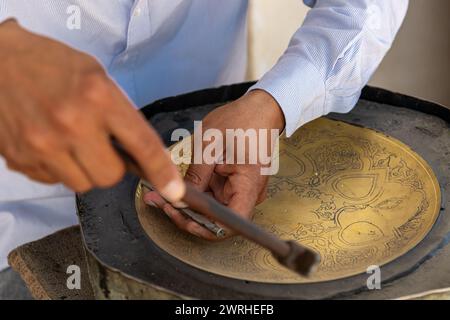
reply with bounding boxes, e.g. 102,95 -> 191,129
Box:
144,90 -> 285,240
0,19 -> 184,202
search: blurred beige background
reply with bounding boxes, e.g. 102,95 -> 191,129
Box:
247,0 -> 450,107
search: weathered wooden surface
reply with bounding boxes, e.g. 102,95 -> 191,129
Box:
7,226 -> 94,300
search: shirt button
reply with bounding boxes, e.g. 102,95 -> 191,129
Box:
134,7 -> 142,17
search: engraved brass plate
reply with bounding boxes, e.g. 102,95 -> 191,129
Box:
135,118 -> 441,283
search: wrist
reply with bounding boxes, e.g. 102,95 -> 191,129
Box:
246,89 -> 286,131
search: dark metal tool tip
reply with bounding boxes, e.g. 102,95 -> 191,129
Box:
275,241 -> 321,277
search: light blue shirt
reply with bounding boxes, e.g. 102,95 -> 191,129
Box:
0,0 -> 408,270
0,0 -> 408,135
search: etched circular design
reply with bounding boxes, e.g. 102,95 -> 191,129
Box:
135,118 -> 441,283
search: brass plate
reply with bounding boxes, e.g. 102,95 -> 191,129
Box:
135,118 -> 441,283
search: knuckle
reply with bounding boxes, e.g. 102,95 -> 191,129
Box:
79,72 -> 110,104
52,103 -> 82,134
23,128 -> 54,153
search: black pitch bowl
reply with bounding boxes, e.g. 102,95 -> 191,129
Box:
77,83 -> 450,299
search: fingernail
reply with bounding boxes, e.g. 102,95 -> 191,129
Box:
172,201 -> 188,209
160,179 -> 185,203
145,200 -> 156,207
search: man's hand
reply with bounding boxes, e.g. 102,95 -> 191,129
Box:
0,19 -> 184,201
144,89 -> 285,240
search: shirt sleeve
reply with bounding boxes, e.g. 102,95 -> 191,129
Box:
250,0 -> 408,136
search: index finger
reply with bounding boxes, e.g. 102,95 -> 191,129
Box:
105,85 -> 185,203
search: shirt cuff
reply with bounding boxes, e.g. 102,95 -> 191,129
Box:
248,55 -> 325,137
